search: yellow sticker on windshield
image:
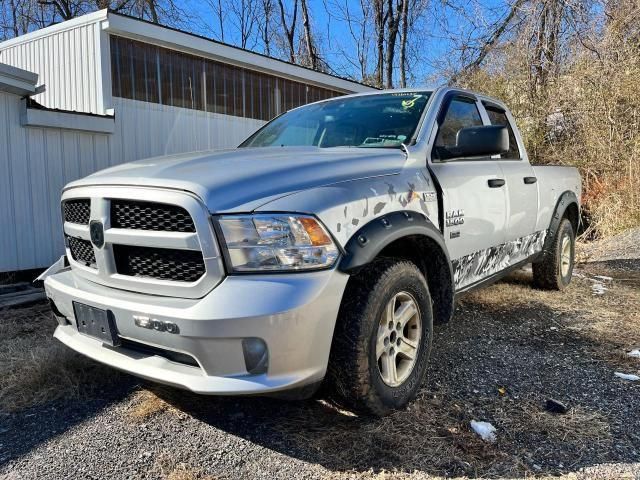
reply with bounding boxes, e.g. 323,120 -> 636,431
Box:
401,95 -> 422,109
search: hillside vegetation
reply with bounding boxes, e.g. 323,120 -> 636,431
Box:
458,0 -> 640,238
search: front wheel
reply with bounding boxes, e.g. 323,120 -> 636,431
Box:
533,218 -> 575,290
327,259 -> 433,416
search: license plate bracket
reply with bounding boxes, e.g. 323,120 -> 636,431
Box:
73,302 -> 120,346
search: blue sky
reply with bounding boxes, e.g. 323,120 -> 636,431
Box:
173,0 -> 510,86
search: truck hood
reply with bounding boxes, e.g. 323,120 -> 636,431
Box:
66,146 -> 406,212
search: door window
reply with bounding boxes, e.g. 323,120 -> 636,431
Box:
433,97 -> 483,160
485,107 -> 521,159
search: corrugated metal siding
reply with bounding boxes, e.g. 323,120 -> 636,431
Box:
0,91 -> 110,271
0,92 -> 267,272
111,97 -> 265,163
0,22 -> 101,114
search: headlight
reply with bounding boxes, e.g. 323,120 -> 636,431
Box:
215,214 -> 339,272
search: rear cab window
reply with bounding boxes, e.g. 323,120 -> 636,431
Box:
483,105 -> 521,159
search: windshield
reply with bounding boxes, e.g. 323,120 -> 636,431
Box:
240,91 -> 431,149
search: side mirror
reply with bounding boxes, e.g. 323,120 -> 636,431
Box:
455,125 -> 509,158
437,125 -> 509,160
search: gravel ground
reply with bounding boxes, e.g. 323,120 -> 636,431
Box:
1,237 -> 639,480
578,227 -> 640,262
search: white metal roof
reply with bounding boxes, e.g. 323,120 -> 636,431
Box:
0,10 -> 374,94
0,10 -> 108,48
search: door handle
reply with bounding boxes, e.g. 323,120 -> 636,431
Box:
524,176 -> 537,184
488,179 -> 505,188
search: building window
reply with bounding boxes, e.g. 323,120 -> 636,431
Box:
110,35 -> 343,121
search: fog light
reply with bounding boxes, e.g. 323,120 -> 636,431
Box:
242,338 -> 268,375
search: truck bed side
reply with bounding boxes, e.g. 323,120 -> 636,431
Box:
532,165 -> 582,233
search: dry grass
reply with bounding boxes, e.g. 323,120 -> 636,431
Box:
461,266 -> 640,350
324,467 -> 640,480
165,465 -> 215,480
275,390 -> 615,479
459,0 -> 640,239
275,392 -> 522,477
497,402 -> 611,445
0,302 -> 122,412
150,451 -> 218,480
127,388 -> 186,421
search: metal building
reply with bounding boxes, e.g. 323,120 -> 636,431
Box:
0,11 -> 373,272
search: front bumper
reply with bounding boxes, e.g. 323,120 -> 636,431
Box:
44,265 -> 349,395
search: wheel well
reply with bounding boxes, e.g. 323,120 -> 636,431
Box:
375,235 -> 454,324
563,202 -> 580,234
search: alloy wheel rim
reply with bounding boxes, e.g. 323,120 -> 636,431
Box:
375,291 -> 421,387
560,235 -> 571,277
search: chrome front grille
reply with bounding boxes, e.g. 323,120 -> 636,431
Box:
63,199 -> 91,225
61,186 -> 223,299
113,245 -> 206,282
111,200 -> 196,232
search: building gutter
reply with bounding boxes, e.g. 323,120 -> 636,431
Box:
0,63 -> 39,96
20,100 -> 115,134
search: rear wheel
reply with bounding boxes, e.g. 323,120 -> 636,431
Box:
327,259 -> 433,416
533,218 -> 575,290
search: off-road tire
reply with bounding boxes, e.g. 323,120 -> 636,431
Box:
533,218 -> 575,290
326,259 -> 433,416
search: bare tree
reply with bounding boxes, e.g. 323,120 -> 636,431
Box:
372,0 -> 388,87
451,0 -> 526,82
384,0 -> 402,87
146,0 -> 159,23
300,0 -> 320,69
398,0 -> 409,86
36,0 -> 79,21
1,0 -> 190,38
260,0 -> 274,55
277,0 -> 298,63
210,0 -> 226,41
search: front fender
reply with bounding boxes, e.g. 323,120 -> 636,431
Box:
338,211 -> 450,274
255,169 -> 440,249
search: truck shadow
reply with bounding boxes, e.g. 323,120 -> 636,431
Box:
150,260 -> 640,478
0,377 -> 137,468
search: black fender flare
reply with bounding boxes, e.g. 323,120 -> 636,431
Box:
338,210 -> 453,279
540,190 -> 580,259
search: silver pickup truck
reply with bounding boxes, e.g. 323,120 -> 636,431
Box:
42,87 -> 581,415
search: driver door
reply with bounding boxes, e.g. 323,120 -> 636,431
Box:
428,94 -> 508,289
